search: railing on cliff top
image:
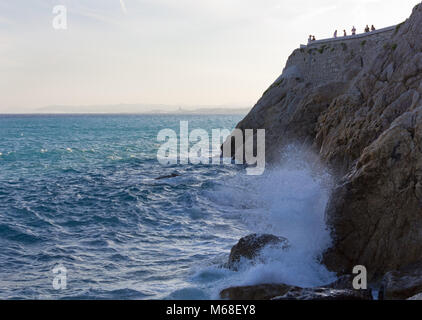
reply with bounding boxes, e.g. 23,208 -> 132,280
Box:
300,25 -> 396,48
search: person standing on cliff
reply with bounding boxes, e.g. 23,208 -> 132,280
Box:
308,35 -> 312,44
343,30 -> 347,36
352,26 -> 356,35
334,30 -> 338,38
312,35 -> 316,41
365,25 -> 370,32
371,25 -> 376,31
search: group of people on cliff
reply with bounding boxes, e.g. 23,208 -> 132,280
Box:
308,24 -> 376,43
334,24 -> 376,38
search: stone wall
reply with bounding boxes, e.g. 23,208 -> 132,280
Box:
281,26 -> 397,84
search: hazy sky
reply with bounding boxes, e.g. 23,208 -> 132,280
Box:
0,0 -> 419,112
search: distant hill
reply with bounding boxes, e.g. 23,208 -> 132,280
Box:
34,104 -> 250,115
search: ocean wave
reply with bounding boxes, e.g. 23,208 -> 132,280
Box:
174,147 -> 337,299
0,115 -> 336,300
0,223 -> 44,244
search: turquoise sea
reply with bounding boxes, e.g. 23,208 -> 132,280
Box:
0,114 -> 335,299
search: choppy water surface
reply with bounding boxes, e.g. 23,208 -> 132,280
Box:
0,114 -> 335,299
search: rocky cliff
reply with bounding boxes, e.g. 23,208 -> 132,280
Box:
223,3 -> 422,280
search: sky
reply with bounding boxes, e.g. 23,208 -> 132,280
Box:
0,0 -> 419,113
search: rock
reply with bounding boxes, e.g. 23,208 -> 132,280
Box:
323,275 -> 356,290
273,287 -> 373,300
155,173 -> 180,180
324,275 -> 374,298
220,278 -> 373,300
314,5 -> 422,278
222,3 -> 422,279
323,105 -> 422,278
280,65 -> 302,80
220,284 -> 299,300
227,234 -> 289,270
380,261 -> 422,300
407,293 -> 422,300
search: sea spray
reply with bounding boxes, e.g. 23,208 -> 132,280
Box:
188,146 -> 337,298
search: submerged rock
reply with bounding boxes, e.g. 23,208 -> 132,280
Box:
227,234 -> 289,270
380,261 -> 422,300
220,284 -> 298,300
154,173 -> 180,180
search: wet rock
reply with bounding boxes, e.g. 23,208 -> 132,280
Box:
273,287 -> 373,300
407,293 -> 422,300
380,261 -> 422,300
324,275 -> 354,289
155,173 -> 180,180
220,278 -> 373,300
220,284 -> 298,300
324,275 -> 374,298
322,274 -> 372,300
227,234 -> 289,270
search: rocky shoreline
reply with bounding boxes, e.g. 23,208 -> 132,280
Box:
220,234 -> 422,300
221,3 -> 422,300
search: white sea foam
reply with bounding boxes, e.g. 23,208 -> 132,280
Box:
191,146 -> 337,298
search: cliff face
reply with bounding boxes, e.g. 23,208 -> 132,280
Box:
224,3 -> 422,279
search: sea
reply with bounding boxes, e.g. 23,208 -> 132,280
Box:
0,114 -> 336,299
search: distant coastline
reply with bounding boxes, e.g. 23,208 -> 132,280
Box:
0,104 -> 250,115
0,111 -> 250,115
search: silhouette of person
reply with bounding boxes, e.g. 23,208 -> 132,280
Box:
365,25 -> 370,32
371,25 -> 376,31
352,26 -> 356,35
343,30 -> 347,37
334,30 -> 338,38
308,35 -> 312,44
312,36 -> 316,41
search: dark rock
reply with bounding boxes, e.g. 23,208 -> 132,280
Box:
155,173 -> 180,180
220,284 -> 298,300
220,279 -> 373,300
273,287 -> 373,300
380,261 -> 422,300
227,234 -> 289,270
324,275 -> 354,289
324,275 -> 374,299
